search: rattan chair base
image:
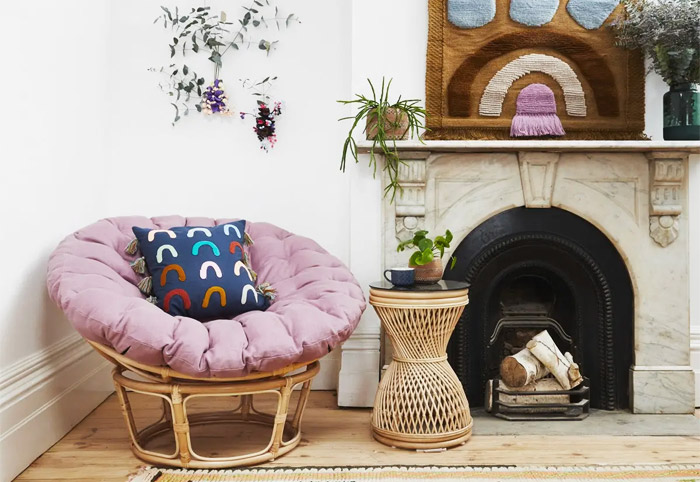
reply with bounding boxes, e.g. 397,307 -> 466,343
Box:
89,341 -> 320,469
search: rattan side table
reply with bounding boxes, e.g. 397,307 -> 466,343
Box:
369,280 -> 472,450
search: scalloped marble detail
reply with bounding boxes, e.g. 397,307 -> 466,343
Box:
510,0 -> 558,27
567,0 -> 619,30
447,0 -> 496,29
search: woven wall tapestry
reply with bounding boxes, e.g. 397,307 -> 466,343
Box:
426,0 -> 646,140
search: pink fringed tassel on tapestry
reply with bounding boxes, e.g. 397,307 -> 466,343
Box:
510,83 -> 565,137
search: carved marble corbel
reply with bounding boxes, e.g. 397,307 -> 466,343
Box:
518,152 -> 561,208
393,152 -> 429,242
647,152 -> 687,247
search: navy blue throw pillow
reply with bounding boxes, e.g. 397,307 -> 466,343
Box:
132,220 -> 268,319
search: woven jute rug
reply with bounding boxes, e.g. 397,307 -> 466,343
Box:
129,465 -> 700,482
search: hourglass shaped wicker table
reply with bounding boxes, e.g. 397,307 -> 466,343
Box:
369,280 -> 472,450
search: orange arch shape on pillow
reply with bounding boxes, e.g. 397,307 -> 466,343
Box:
202,286 -> 227,308
229,241 -> 244,257
163,288 -> 191,312
160,264 -> 186,286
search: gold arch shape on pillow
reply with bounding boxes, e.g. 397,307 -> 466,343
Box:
478,54 -> 587,117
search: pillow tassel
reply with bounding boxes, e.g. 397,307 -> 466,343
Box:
137,276 -> 153,295
130,257 -> 147,275
125,238 -> 140,255
244,232 -> 255,246
146,295 -> 158,304
256,282 -> 277,302
243,252 -> 259,282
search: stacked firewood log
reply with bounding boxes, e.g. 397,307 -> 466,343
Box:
494,330 -> 583,405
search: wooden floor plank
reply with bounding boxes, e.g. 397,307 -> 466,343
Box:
14,392 -> 700,481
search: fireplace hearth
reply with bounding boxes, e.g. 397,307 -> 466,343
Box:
445,207 -> 634,410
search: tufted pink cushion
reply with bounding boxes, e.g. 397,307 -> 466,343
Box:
47,216 -> 365,378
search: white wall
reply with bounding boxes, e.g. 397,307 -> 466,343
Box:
0,1 -> 109,374
0,2 -> 117,480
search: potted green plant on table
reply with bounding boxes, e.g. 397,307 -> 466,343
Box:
397,229 -> 457,284
338,78 -> 427,202
613,0 -> 700,140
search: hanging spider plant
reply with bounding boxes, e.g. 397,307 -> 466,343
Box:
338,78 -> 427,202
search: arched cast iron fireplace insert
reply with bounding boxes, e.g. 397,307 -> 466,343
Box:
444,207 -> 634,410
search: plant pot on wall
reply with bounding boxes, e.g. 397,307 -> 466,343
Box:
338,78 -> 427,202
366,108 -> 410,140
664,83 -> 700,141
410,258 -> 444,285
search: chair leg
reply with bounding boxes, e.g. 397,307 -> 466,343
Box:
270,379 -> 293,459
113,379 -> 140,445
161,398 -> 173,425
291,379 -> 312,432
170,385 -> 191,467
240,394 -> 253,421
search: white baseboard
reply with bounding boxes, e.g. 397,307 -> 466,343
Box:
0,333 -> 114,481
691,327 -> 700,408
311,348 -> 341,391
337,331 -> 381,407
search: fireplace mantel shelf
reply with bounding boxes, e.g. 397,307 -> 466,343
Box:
357,140 -> 700,154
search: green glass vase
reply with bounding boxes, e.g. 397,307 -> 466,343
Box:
663,83 -> 700,141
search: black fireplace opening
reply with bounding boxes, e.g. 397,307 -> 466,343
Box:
444,207 -> 634,410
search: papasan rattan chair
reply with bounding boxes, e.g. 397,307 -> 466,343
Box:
47,216 -> 365,469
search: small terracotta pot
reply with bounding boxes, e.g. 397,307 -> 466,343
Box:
410,258 -> 443,285
366,108 -> 409,140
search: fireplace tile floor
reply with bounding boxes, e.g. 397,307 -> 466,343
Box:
471,408 -> 700,436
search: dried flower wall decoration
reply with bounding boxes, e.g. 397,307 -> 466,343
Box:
150,1 -> 299,132
239,77 -> 283,151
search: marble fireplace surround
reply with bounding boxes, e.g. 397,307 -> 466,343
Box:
341,141 -> 700,414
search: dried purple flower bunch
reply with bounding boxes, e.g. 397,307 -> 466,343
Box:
202,79 -> 230,114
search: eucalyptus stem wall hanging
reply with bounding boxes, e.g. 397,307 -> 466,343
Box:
151,1 -> 299,147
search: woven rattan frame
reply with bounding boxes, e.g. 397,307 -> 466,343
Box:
89,341 -> 320,469
369,288 -> 472,450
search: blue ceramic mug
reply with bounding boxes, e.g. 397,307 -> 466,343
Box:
384,267 -> 415,286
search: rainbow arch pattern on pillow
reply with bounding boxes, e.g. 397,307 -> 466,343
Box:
131,220 -> 269,320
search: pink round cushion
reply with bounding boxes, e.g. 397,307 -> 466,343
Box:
47,216 -> 366,378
